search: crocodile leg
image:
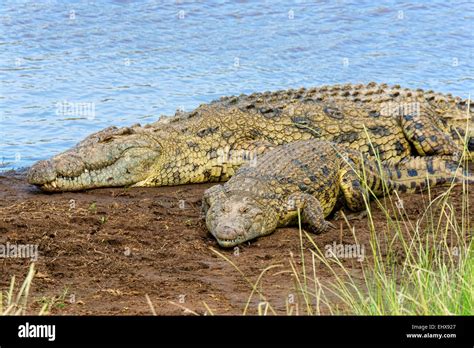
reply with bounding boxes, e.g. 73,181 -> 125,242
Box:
288,193 -> 335,234
339,169 -> 368,212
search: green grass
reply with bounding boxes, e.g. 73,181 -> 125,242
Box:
286,136 -> 472,315
299,191 -> 473,315
1,263 -> 68,315
1,263 -> 50,315
291,131 -> 473,315
36,286 -> 69,312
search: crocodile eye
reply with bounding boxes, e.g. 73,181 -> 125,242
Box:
239,206 -> 249,214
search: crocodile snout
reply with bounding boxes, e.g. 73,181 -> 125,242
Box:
27,160 -> 57,185
217,225 -> 243,240
213,224 -> 246,247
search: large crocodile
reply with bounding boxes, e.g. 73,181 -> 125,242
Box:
202,140 -> 473,247
27,82 -> 473,192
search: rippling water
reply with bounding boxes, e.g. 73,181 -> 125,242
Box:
0,0 -> 473,170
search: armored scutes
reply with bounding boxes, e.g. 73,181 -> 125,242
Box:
203,140 -> 473,247
28,82 -> 473,191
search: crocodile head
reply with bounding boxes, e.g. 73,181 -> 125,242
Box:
27,125 -> 161,192
204,188 -> 278,247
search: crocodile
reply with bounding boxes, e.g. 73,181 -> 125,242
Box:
27,82 -> 473,192
202,140 -> 473,247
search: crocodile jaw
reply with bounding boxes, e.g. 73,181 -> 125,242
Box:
27,126 -> 161,192
212,221 -> 267,248
28,154 -> 158,192
213,226 -> 249,248
28,148 -> 161,192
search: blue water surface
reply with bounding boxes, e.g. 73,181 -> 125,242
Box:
0,0 -> 473,170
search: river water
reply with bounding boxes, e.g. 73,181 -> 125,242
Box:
0,0 -> 473,170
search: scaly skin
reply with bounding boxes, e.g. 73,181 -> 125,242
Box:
203,140 -> 473,247
27,82 -> 473,191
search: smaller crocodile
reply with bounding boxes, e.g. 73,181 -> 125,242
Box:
202,140 -> 473,247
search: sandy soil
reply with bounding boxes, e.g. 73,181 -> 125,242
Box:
0,169 -> 471,315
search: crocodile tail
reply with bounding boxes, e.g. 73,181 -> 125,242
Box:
363,157 -> 473,195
